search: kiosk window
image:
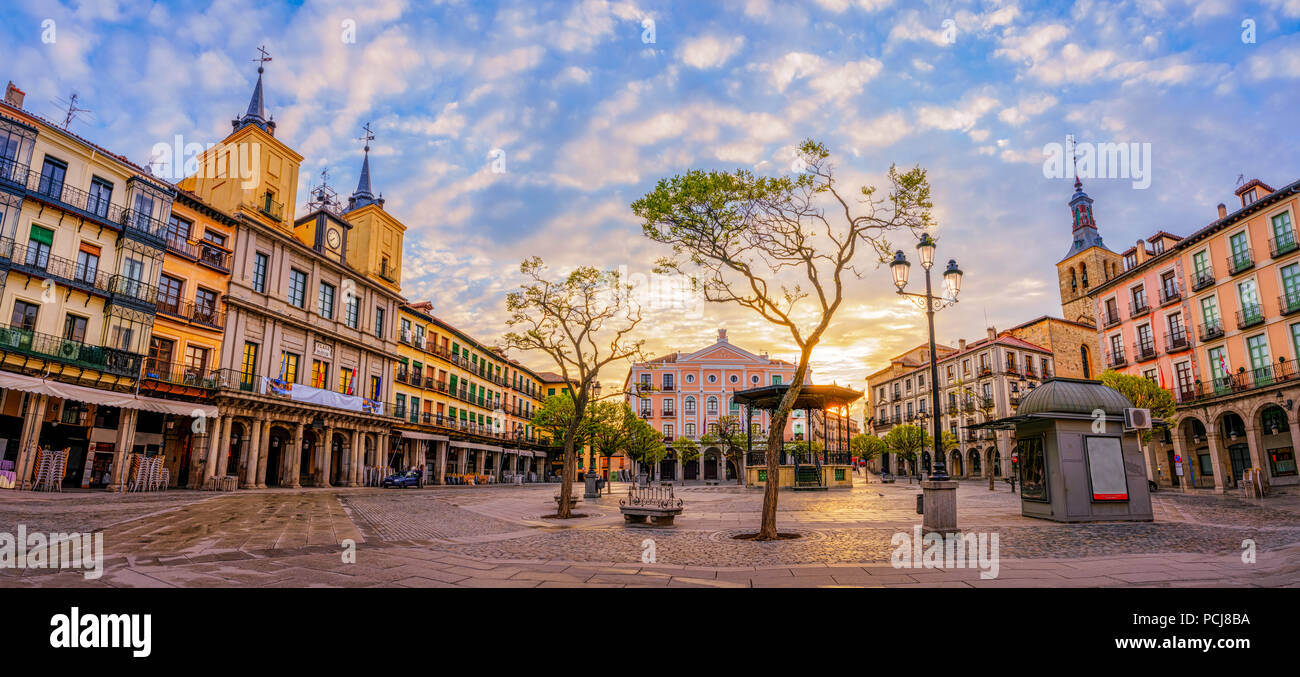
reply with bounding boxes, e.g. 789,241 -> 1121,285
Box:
1270,449 -> 1297,477
1085,436 -> 1129,501
1018,437 -> 1048,502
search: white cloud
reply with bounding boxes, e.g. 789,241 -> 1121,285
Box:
998,93 -> 1058,126
917,94 -> 1000,132
680,34 -> 745,69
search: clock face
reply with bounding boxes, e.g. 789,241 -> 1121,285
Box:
326,228 -> 341,249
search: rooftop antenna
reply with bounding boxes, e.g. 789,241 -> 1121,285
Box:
306,166 -> 341,215
1234,174 -> 1246,188
53,92 -> 93,130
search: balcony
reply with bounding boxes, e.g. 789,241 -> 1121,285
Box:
198,242 -> 230,272
1103,309 -> 1122,328
1159,284 -> 1181,306
1227,250 -> 1254,276
0,156 -> 29,192
108,274 -> 159,306
1191,268 -> 1216,291
1128,299 -> 1151,318
977,366 -> 992,378
1199,320 -> 1224,342
661,383 -> 675,392
1106,348 -> 1127,368
0,237 -> 114,296
164,236 -> 199,259
1281,292 -> 1300,316
120,208 -> 169,246
155,297 -> 223,329
639,409 -> 652,419
258,193 -> 283,221
141,361 -> 218,390
1132,340 -> 1158,363
378,261 -> 398,283
1165,331 -> 1189,352
0,323 -> 142,378
1270,231 -> 1298,259
662,408 -> 675,417
1235,304 -> 1265,330
1181,360 -> 1297,402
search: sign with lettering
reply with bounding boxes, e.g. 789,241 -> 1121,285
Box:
314,342 -> 333,359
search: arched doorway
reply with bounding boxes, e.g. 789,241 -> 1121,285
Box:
1219,412 -> 1248,488
684,457 -> 699,480
949,450 -> 963,477
330,432 -> 348,485
1080,344 -> 1091,379
968,449 -> 981,476
702,448 -> 719,480
227,423 -> 245,478
880,452 -> 891,474
265,426 -> 289,486
725,460 -> 737,480
659,456 -> 675,481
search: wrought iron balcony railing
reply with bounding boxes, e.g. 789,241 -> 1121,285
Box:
0,323 -> 142,377
1191,268 -> 1216,291
1270,232 -> 1298,259
1133,340 -> 1158,362
1165,331 -> 1189,352
1228,250 -> 1254,275
1236,304 -> 1265,329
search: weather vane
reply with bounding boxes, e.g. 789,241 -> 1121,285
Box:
358,122 -> 375,153
251,45 -> 272,72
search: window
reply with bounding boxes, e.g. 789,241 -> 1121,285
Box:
685,422 -> 696,438
708,374 -> 717,383
10,300 -> 38,331
1131,285 -> 1147,311
1247,334 -> 1272,384
1017,436 -> 1047,502
1137,325 -> 1153,353
706,396 -> 718,415
184,345 -> 209,375
288,269 -> 307,307
202,229 -> 227,247
318,282 -> 335,319
75,244 -> 99,284
36,157 -> 66,198
684,396 -> 696,414
1160,270 -> 1178,300
345,294 -> 359,328
1282,264 -> 1300,310
1229,231 -> 1251,269
729,374 -> 739,384
279,351 -> 300,383
374,307 -> 385,338
771,375 -> 782,385
194,288 -> 218,324
252,252 -> 269,293
370,375 -> 381,400
311,360 -> 329,388
1192,250 -> 1211,280
1238,279 -> 1262,323
148,337 -> 174,374
339,367 -> 355,395
157,274 -> 183,314
25,225 -> 52,269
165,214 -> 191,245
662,373 -> 675,390
663,424 -> 673,439
241,342 -> 259,386
62,314 -> 87,343
1207,346 -> 1230,393
88,178 -> 113,218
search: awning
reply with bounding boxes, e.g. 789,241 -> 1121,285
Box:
449,441 -> 502,452
0,371 -> 218,418
397,431 -> 449,442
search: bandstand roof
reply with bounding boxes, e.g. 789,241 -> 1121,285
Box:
732,383 -> 862,411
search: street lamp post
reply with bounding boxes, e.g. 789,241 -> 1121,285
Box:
891,233 -> 963,480
892,234 -> 963,533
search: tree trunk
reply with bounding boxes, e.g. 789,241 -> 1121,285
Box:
557,436 -> 575,518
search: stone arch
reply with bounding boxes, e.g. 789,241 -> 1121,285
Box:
949,450 -> 963,476
968,449 -> 982,476
1080,344 -> 1092,379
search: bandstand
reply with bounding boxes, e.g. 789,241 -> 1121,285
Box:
733,383 -> 862,490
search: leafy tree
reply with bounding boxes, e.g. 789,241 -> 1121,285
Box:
851,433 -> 887,464
1099,370 -> 1177,443
634,140 -> 933,539
505,258 -> 645,517
883,424 -> 931,483
670,435 -> 700,484
588,401 -> 633,480
623,420 -> 667,479
701,415 -> 748,484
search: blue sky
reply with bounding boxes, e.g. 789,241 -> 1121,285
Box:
3,0 -> 1299,409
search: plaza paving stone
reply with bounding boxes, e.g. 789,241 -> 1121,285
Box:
0,479 -> 1297,588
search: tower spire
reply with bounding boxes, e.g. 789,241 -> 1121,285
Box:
233,45 -> 275,134
348,122 -> 382,210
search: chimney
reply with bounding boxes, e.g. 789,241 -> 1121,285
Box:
987,327 -> 996,340
1217,203 -> 1227,219
1134,239 -> 1147,265
958,338 -> 967,351
4,81 -> 24,109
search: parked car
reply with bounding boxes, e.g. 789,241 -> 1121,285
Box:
382,470 -> 421,488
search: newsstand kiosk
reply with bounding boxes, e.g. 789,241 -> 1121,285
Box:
971,378 -> 1153,523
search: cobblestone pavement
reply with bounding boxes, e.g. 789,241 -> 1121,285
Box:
1,479 -> 1297,588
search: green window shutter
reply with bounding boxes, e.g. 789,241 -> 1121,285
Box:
29,225 -> 54,246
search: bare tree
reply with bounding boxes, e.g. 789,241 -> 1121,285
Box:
504,258 -> 645,518
633,140 -> 933,540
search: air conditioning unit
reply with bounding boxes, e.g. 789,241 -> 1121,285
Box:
1123,408 -> 1152,431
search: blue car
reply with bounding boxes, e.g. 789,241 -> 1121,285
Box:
382,470 -> 422,488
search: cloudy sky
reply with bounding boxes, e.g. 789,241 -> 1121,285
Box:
3,0 -> 1299,415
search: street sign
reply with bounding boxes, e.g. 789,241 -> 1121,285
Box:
1174,454 -> 1182,463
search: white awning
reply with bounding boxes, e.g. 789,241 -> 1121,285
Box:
0,372 -> 218,418
396,431 -> 448,442
449,441 -> 502,452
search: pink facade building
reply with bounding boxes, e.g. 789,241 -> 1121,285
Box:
623,329 -> 802,481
